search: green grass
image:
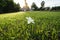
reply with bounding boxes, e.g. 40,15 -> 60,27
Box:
0,11 -> 60,40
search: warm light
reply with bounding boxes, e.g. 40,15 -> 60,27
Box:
13,0 -> 34,8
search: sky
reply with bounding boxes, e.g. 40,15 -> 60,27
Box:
13,0 -> 60,8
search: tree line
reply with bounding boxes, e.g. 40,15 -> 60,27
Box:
0,0 -> 60,13
0,0 -> 20,13
31,1 -> 60,11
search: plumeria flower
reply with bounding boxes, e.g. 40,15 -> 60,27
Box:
26,17 -> 35,24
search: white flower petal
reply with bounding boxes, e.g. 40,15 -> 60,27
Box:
26,17 -> 35,24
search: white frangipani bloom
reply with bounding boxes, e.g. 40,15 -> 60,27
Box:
26,17 -> 35,24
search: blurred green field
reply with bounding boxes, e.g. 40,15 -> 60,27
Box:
0,11 -> 60,40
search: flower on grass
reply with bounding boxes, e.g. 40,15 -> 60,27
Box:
26,17 -> 35,24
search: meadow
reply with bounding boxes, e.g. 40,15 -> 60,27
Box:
0,11 -> 60,40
